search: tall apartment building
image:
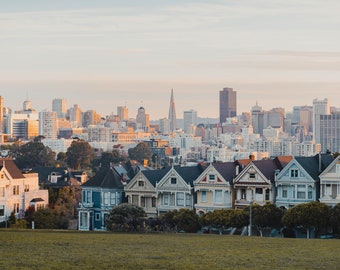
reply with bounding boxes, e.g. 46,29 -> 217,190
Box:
320,112 -> 340,153
117,106 -> 128,122
39,110 -> 58,139
313,98 -> 330,144
52,98 -> 67,118
219,87 -> 237,124
183,109 -> 197,134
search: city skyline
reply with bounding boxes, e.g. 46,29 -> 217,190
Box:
1,1 -> 340,119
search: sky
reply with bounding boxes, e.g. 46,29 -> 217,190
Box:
1,0 -> 340,120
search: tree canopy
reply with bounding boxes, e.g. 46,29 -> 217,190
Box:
66,140 -> 95,170
128,142 -> 152,164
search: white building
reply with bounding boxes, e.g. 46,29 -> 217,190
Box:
183,109 -> 197,134
313,98 -> 330,144
39,110 -> 58,139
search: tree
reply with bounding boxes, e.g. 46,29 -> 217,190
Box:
162,209 -> 200,233
128,142 -> 152,164
244,203 -> 283,237
53,187 -> 78,229
92,150 -> 124,169
66,140 -> 95,170
31,208 -> 59,229
11,141 -> 56,169
56,152 -> 67,167
330,203 -> 340,234
282,202 -> 330,238
106,203 -> 146,232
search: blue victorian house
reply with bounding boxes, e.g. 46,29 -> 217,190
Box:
78,166 -> 126,230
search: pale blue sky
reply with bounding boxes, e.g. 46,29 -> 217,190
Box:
1,0 -> 339,119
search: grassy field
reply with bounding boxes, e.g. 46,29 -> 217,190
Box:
0,229 -> 339,270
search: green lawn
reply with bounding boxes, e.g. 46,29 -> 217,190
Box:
0,229 -> 339,270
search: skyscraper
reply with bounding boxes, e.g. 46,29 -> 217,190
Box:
168,89 -> 177,132
313,98 -> 330,144
117,106 -> 128,122
52,98 -> 67,118
183,109 -> 197,134
219,87 -> 237,124
39,110 -> 58,139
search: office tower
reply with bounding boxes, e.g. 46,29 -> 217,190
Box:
117,106 -> 128,122
52,98 -> 67,118
7,112 -> 39,139
39,110 -> 58,139
266,107 -> 285,129
136,107 -> 150,130
313,98 -> 330,144
251,102 -> 264,135
83,110 -> 101,127
159,118 -> 170,134
168,89 -> 177,132
67,104 -> 82,127
219,87 -> 237,124
0,96 -> 3,133
320,112 -> 340,153
183,109 -> 197,134
23,99 -> 32,112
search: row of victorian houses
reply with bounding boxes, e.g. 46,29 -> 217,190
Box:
78,154 -> 340,230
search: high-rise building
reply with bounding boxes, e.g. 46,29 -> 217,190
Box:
52,98 -> 67,118
183,109 -> 197,134
117,106 -> 128,122
159,118 -> 170,134
219,87 -> 237,124
168,89 -> 177,132
39,110 -> 58,139
136,107 -> 150,130
313,98 -> 330,144
67,104 -> 82,127
82,110 -> 101,127
320,112 -> 340,153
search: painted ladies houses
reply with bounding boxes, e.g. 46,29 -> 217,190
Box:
0,158 -> 48,223
234,157 -> 292,209
78,166 -> 126,230
318,155 -> 340,207
124,167 -> 171,217
194,162 -> 239,216
275,154 -> 334,209
156,165 -> 204,215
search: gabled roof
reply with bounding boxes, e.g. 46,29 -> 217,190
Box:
295,154 -> 334,180
0,158 -> 24,179
141,166 -> 172,187
174,165 -> 205,185
82,167 -> 124,189
213,162 -> 239,184
32,166 -> 69,184
319,155 -> 340,177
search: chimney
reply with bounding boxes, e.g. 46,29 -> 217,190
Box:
249,154 -> 255,161
236,165 -> 239,176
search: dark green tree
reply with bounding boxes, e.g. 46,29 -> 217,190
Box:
53,187 -> 78,229
66,140 -> 95,170
330,203 -> 340,234
92,150 -> 124,169
31,208 -> 59,229
106,203 -> 146,232
173,209 -> 200,233
11,141 -> 56,169
282,202 -> 330,238
56,152 -> 67,167
128,142 -> 152,164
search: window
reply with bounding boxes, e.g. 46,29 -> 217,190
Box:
297,185 -> 306,199
177,193 -> 184,206
308,186 -> 313,199
13,185 -> 19,195
37,203 -> 44,210
163,194 -> 169,205
83,190 -> 92,203
282,187 -> 288,198
0,205 -> 4,216
325,184 -> 332,196
132,195 -> 139,205
138,181 -> 144,187
241,189 -> 247,199
186,194 -> 190,206
95,213 -> 100,221
170,177 -> 177,185
256,188 -> 263,194
208,174 -> 216,181
13,203 -> 19,213
290,169 -> 298,178
103,192 -> 109,205
0,187 -> 4,197
24,185 -> 29,192
110,193 -> 116,205
201,191 -> 207,202
214,190 -> 222,204
152,197 -> 156,207
249,173 -> 256,179
265,189 -> 270,201
141,197 -> 145,207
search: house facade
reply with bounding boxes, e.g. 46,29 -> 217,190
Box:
78,166 -> 125,230
0,158 -> 48,223
194,163 -> 233,216
124,168 -> 170,217
156,165 -> 203,214
275,154 -> 334,209
319,155 -> 340,206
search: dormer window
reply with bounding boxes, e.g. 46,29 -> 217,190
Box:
290,169 -> 298,178
170,177 -> 177,185
138,181 -> 144,187
208,174 -> 216,181
249,173 -> 256,179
